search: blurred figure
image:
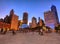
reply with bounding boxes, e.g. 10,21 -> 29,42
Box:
55,25 -> 58,33
58,25 -> 60,33
38,26 -> 43,35
38,19 -> 44,35
40,28 -> 43,35
0,28 -> 3,34
12,29 -> 16,35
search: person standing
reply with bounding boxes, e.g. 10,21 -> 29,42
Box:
55,25 -> 58,33
12,29 -> 16,35
0,28 -> 3,34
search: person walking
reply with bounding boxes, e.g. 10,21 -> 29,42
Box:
12,29 -> 16,35
0,28 -> 3,34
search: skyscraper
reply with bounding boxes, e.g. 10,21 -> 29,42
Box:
44,11 -> 55,26
51,5 -> 59,24
23,12 -> 28,24
31,17 -> 37,28
44,5 -> 59,29
10,9 -> 14,16
39,19 -> 44,27
10,9 -> 19,30
38,17 -> 40,22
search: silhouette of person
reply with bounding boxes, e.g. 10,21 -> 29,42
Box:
38,26 -> 43,35
0,28 -> 3,34
12,29 -> 16,35
55,25 -> 58,33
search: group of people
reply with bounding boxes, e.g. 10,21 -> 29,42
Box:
19,26 -> 44,35
0,28 -> 16,35
0,27 -> 44,35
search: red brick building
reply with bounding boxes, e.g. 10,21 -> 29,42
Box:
0,22 -> 10,30
0,9 -> 19,30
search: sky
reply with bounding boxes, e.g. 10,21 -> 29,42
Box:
0,0 -> 60,23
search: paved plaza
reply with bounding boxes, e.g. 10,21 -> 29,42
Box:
0,32 -> 60,44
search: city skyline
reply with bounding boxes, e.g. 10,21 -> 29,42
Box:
0,0 -> 60,23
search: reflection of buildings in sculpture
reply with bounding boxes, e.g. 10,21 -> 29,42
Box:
31,17 -> 37,28
23,12 -> 28,24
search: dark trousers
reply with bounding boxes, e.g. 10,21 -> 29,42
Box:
12,30 -> 16,35
0,29 -> 3,33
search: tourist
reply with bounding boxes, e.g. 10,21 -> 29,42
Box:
1,28 -> 3,33
55,25 -> 58,33
12,29 -> 16,35
38,26 -> 43,35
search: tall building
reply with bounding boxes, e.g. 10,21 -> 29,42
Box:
23,12 -> 28,24
4,15 -> 10,23
39,19 -> 44,27
51,5 -> 59,24
44,5 -> 59,29
10,9 -> 14,16
10,9 -> 19,30
38,17 -> 40,24
38,17 -> 40,22
0,9 -> 19,30
44,11 -> 55,27
29,22 -> 32,28
0,18 -> 4,22
31,17 -> 37,28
